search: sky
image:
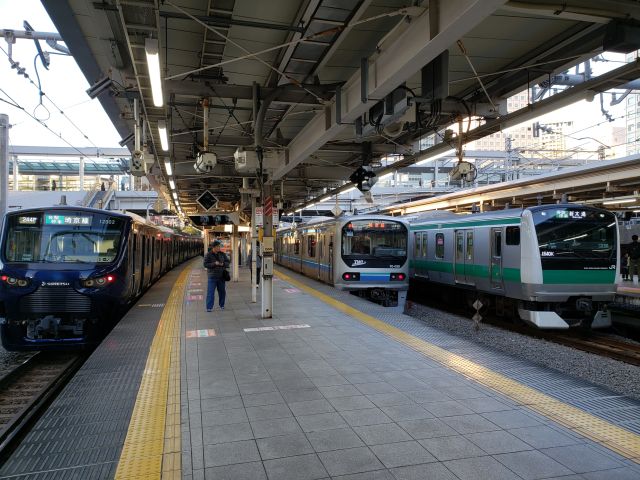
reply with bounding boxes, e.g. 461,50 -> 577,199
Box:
0,0 -> 122,150
0,1 -> 633,158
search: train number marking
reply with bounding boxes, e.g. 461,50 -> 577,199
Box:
541,251 -> 554,256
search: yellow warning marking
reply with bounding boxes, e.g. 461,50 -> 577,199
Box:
115,263 -> 190,479
275,269 -> 640,463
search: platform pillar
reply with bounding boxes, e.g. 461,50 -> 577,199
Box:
0,114 -> 8,217
251,196 -> 257,303
261,184 -> 273,319
232,225 -> 239,282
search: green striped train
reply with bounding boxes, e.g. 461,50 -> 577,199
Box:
406,204 -> 618,329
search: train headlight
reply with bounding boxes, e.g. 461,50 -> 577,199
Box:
1,275 -> 30,287
82,275 -> 115,288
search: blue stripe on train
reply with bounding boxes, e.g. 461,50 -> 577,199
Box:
278,254 -> 392,282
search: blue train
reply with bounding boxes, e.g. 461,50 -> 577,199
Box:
0,206 -> 202,351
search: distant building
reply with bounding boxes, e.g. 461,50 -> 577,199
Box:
625,51 -> 640,155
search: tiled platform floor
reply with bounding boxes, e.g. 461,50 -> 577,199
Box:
181,266 -> 640,480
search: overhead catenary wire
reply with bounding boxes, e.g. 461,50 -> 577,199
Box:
0,86 -> 98,163
0,44 -> 99,148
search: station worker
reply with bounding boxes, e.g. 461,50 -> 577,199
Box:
203,240 -> 230,311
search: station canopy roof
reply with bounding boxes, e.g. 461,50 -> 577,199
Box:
42,0 -> 640,215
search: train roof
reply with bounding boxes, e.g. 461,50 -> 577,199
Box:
4,205 -> 132,218
406,203 -> 614,226
277,214 -> 409,232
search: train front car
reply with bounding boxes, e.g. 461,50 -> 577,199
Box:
520,205 -> 618,329
0,208 -> 131,351
335,217 -> 409,306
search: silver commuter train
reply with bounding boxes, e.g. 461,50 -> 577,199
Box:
407,204 -> 618,329
275,215 -> 410,306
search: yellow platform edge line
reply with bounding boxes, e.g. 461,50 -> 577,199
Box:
115,265 -> 190,479
275,269 -> 640,463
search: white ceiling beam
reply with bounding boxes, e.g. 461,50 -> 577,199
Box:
272,0 -> 508,180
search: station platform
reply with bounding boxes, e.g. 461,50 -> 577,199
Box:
2,259 -> 640,479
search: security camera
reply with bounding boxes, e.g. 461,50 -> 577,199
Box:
86,77 -> 114,99
194,152 -> 217,173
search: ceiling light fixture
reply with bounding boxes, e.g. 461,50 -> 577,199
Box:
158,120 -> 169,151
164,158 -> 172,176
169,179 -> 175,190
145,38 -> 164,107
602,198 -> 636,205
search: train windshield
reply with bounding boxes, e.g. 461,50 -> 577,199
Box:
3,211 -> 126,264
533,208 -> 616,262
341,220 -> 407,265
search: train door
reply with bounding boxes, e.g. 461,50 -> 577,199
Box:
139,234 -> 145,292
328,235 -> 334,284
317,232 -> 324,280
454,229 -> 475,285
490,228 -> 504,290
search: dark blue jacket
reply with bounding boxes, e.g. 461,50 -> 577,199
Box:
204,251 -> 230,278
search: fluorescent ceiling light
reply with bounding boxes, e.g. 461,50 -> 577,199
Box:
169,179 -> 175,190
602,198 -> 636,205
145,38 -> 163,107
158,120 -> 169,151
164,158 -> 172,176
307,203 -> 316,208
172,191 -> 178,200
295,208 -> 303,213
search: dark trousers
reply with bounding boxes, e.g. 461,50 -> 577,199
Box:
206,276 -> 226,310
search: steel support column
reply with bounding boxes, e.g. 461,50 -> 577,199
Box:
0,115 -> 8,217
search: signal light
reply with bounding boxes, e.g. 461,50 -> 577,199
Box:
342,272 -> 360,281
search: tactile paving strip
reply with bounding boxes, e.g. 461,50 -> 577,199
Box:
114,267 -> 188,479
275,268 -> 640,463
0,261 -> 194,479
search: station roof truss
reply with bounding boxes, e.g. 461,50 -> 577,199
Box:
42,0 -> 640,215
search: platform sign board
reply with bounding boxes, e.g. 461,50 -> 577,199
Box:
196,190 -> 218,211
255,206 -> 263,226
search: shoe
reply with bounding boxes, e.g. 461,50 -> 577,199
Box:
206,309 -> 212,312
220,306 -> 225,310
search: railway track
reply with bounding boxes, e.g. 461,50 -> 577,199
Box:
0,352 -> 86,462
407,296 -> 640,367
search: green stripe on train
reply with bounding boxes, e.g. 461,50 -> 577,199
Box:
411,259 -> 613,284
542,269 -> 615,284
409,217 -> 521,231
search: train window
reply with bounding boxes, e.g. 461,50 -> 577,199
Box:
294,239 -> 300,255
456,232 -> 464,261
3,212 -> 124,264
466,232 -> 474,261
414,233 -> 421,257
307,235 -> 316,257
493,231 -> 502,257
421,234 -> 427,257
506,226 -> 520,245
435,233 -> 445,258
